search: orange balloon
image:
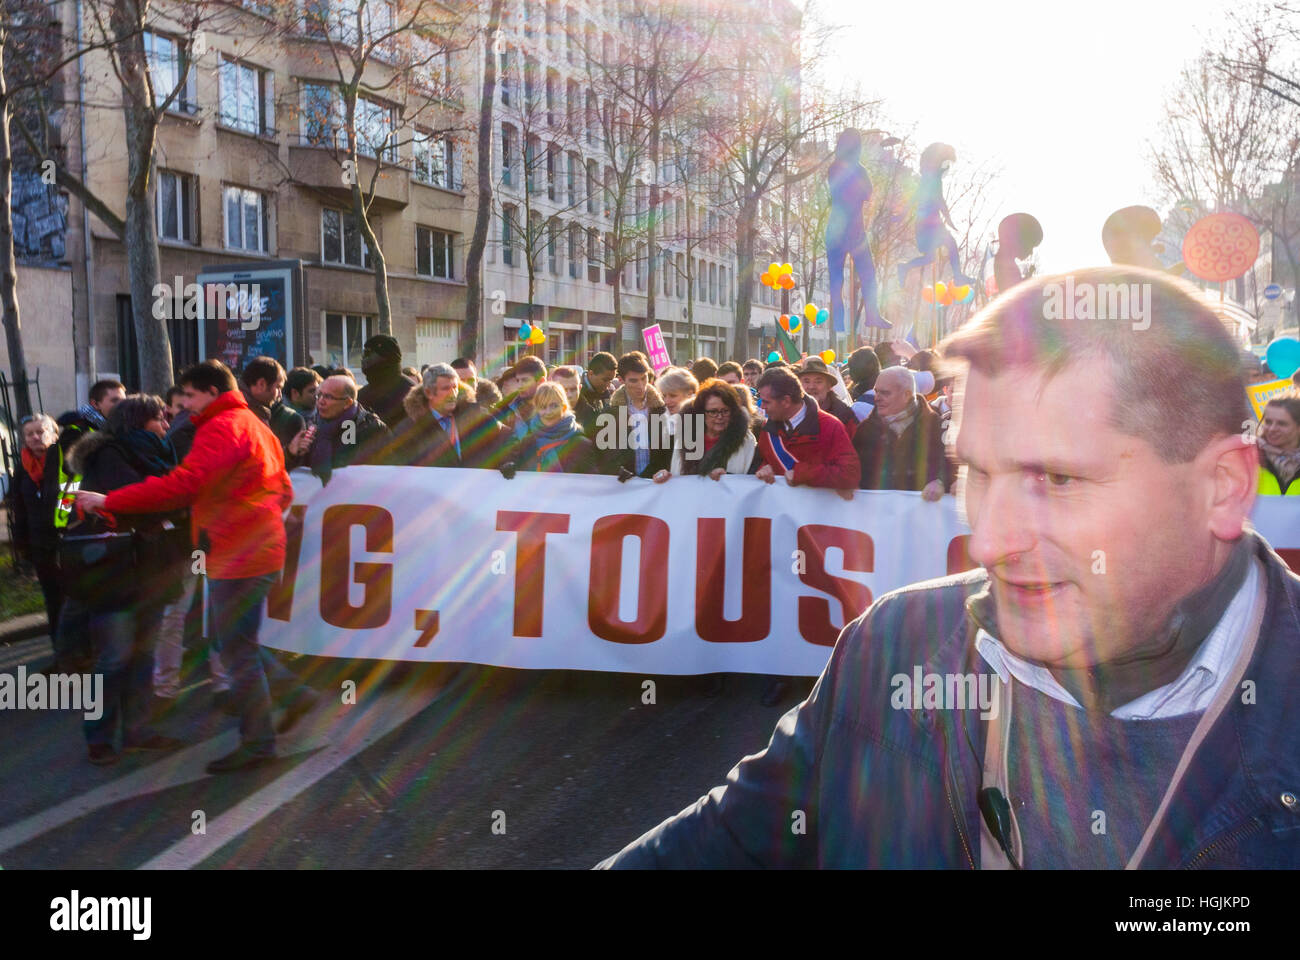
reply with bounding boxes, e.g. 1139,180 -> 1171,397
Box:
781,274 -> 796,289
939,289 -> 954,306
778,314 -> 790,332
921,287 -> 935,304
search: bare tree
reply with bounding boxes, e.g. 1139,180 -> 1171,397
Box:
461,0 -> 504,360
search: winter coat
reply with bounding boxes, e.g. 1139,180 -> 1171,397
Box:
167,408 -> 197,460
602,383 -> 672,477
818,391 -> 860,434
599,530 -> 1300,868
670,399 -> 756,477
511,413 -> 599,474
241,387 -> 305,453
854,396 -> 950,492
103,390 -> 293,580
358,362 -> 420,431
289,404 -> 391,483
573,373 -> 613,439
754,397 -> 860,490
388,387 -> 510,469
8,451 -> 60,563
66,430 -> 186,610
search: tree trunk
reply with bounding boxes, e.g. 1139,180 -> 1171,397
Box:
462,0 -> 505,363
116,6 -> 171,394
352,181 -> 391,335
732,192 -> 757,360
645,121 -> 658,336
0,65 -> 33,418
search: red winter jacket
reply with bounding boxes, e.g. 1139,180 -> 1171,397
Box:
104,390 -> 293,579
756,397 -> 860,490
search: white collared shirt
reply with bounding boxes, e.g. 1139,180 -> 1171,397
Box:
785,402 -> 807,433
974,558 -> 1261,720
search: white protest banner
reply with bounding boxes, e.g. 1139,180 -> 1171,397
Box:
261,467 -> 1300,676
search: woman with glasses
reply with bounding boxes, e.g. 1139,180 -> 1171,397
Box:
8,413 -> 62,635
657,378 -> 757,481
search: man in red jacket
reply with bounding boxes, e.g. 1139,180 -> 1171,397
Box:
754,366 -> 860,493
77,359 -> 314,773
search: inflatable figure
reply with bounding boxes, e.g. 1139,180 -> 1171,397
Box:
825,129 -> 889,331
898,142 -> 975,289
993,213 -> 1043,294
1102,206 -> 1165,269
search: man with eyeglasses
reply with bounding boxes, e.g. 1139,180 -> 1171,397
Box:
287,375 -> 390,483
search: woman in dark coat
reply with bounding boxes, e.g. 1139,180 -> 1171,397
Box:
8,413 -> 62,633
66,395 -> 187,765
511,382 -> 598,474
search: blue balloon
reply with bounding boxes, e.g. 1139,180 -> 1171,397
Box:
816,308 -> 830,324
1266,337 -> 1300,379
519,324 -> 532,341
767,350 -> 781,362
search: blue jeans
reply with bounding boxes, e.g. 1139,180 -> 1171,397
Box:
208,574 -> 304,755
83,605 -> 163,747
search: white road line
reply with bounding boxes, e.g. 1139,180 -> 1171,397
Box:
0,679 -> 443,861
139,683 -> 440,869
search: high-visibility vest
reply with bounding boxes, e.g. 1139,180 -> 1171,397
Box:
51,427 -> 85,529
1258,464 -> 1300,496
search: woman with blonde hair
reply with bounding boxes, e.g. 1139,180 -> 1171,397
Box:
510,381 -> 598,474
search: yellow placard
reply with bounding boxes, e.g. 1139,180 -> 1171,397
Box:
1247,378 -> 1296,420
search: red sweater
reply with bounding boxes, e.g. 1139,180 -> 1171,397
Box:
757,398 -> 860,490
104,390 -> 293,579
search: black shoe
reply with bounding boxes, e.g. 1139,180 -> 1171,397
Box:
276,691 -> 320,734
760,678 -> 790,707
124,732 -> 187,752
205,747 -> 275,774
87,744 -> 119,766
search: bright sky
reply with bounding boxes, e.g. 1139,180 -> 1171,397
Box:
815,0 -> 1235,272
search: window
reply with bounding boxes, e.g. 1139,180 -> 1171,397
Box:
545,69 -> 559,126
698,259 -> 706,301
709,262 -> 718,304
144,32 -> 197,114
156,171 -> 196,242
585,90 -> 597,145
501,124 -> 515,186
588,227 -> 601,283
586,160 -> 598,214
546,1 -> 558,53
546,144 -> 558,201
499,47 -> 513,106
412,34 -> 454,99
224,186 -> 268,252
219,56 -> 273,135
566,5 -> 577,64
355,97 -> 396,161
416,226 -> 454,279
529,210 -> 542,271
323,312 -> 372,371
502,204 -> 517,267
548,220 -> 559,274
568,222 -> 580,278
636,242 -> 644,291
566,152 -> 578,206
676,252 -> 685,298
566,79 -> 578,134
663,248 -> 671,297
524,56 -> 538,110
414,133 -> 458,189
525,136 -> 540,194
321,208 -> 371,267
604,167 -> 614,219
300,83 -> 342,148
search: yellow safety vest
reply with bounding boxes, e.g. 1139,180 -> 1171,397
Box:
52,429 -> 85,529
1257,465 -> 1300,496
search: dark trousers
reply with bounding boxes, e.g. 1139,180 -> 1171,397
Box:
83,604 -> 164,747
208,574 -> 307,755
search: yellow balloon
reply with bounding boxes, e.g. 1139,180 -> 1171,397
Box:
934,281 -> 947,298
781,262 -> 793,275
530,328 -> 545,343
821,349 -> 836,364
768,262 -> 782,277
803,303 -> 818,321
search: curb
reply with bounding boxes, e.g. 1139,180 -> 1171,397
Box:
0,613 -> 49,646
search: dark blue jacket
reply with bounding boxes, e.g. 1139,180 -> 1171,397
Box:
597,531 -> 1300,868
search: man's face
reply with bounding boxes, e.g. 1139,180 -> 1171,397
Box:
316,378 -> 353,420
800,373 -> 830,404
623,370 -> 648,404
94,387 -> 126,417
758,386 -> 799,422
955,361 -> 1217,668
720,371 -> 742,386
519,373 -> 543,402
182,385 -> 219,417
661,388 -> 691,415
452,363 -> 477,388
743,367 -> 761,389
1261,405 -> 1300,450
425,375 -> 459,416
249,375 -> 283,407
166,396 -> 185,418
290,381 -> 319,410
587,367 -> 615,393
553,375 -> 579,407
873,376 -> 911,417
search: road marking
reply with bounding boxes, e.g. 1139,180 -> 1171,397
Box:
0,677 -> 445,861
139,682 -> 440,869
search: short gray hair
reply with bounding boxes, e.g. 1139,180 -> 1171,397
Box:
422,363 -> 458,391
877,366 -> 916,394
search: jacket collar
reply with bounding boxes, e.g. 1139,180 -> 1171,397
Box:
763,396 -> 820,439
192,390 -> 248,428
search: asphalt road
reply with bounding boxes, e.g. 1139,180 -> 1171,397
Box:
0,636 -> 810,869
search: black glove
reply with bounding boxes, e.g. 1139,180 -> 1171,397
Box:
617,467 -> 635,483
500,461 -> 518,480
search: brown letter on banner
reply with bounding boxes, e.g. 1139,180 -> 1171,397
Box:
267,505 -> 307,621
496,511 -> 570,636
588,514 -> 669,644
796,524 -> 873,647
947,535 -> 977,575
320,505 -> 393,629
696,517 -> 771,642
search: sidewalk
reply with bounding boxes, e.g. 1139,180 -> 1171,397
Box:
0,612 -> 49,645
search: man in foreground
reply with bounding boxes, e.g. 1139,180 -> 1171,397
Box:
598,266 -> 1298,868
